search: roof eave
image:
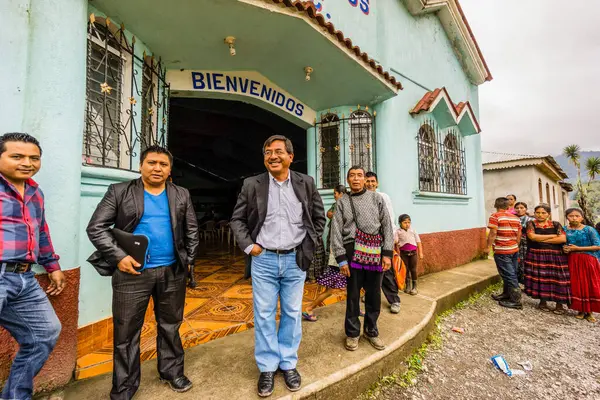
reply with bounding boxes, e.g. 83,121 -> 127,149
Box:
402,0 -> 492,85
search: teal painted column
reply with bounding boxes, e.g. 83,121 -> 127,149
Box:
0,0 -> 30,133
23,0 -> 87,270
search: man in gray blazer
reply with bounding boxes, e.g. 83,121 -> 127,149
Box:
230,135 -> 325,397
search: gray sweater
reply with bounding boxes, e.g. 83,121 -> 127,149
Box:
330,189 -> 394,264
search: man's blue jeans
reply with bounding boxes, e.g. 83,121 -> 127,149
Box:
494,253 -> 519,291
251,251 -> 306,372
0,270 -> 61,400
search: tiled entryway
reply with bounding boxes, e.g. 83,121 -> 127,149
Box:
75,246 -> 345,380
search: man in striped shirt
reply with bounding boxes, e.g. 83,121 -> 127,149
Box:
484,197 -> 523,309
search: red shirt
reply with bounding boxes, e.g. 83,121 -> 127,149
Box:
0,175 -> 60,272
488,211 -> 521,255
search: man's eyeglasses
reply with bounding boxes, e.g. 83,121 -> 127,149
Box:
263,150 -> 287,157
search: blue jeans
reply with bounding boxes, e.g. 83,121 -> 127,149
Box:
251,251 -> 306,372
494,253 -> 519,291
0,270 -> 61,400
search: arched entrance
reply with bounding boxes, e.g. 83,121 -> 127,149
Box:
168,96 -> 307,226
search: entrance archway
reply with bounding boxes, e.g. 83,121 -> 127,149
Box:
168,97 -> 307,225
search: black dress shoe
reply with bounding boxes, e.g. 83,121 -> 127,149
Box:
160,375 -> 193,393
281,368 -> 302,392
498,300 -> 523,310
491,292 -> 509,301
257,372 -> 276,397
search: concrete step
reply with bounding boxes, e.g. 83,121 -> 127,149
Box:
64,259 -> 499,399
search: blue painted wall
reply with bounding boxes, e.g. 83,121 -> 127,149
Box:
2,0 -> 486,327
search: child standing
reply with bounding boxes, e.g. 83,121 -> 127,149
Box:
395,214 -> 424,295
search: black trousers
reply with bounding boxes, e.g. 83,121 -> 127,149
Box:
381,268 -> 400,304
401,251 -> 418,285
344,243 -> 384,338
110,264 -> 186,400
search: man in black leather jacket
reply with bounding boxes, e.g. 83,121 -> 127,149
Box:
87,145 -> 198,399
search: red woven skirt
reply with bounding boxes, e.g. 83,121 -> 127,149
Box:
568,253 -> 600,313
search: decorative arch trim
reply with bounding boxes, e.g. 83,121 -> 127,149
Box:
409,87 -> 481,135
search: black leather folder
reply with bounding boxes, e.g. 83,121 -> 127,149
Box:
113,228 -> 149,270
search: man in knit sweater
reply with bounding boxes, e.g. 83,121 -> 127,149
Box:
365,171 -> 401,314
331,166 -> 394,351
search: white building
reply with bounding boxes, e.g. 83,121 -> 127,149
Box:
482,152 -> 572,223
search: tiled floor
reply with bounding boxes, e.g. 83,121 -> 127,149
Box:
75,246 -> 346,380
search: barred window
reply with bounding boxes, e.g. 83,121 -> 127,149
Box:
417,119 -> 467,195
350,110 -> 374,171
417,124 -> 440,192
319,114 -> 341,189
83,15 -> 169,171
546,183 -> 551,207
443,132 -> 466,195
83,21 -> 125,168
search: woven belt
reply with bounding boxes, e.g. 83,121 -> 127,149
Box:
1,263 -> 33,273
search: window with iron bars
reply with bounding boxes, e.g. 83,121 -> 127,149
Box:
350,110 -> 374,171
417,119 -> 467,195
314,109 -> 376,189
83,15 -> 169,171
318,114 -> 341,189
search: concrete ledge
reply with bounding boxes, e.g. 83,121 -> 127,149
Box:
64,259 -> 498,400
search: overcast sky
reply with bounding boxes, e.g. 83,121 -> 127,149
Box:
459,0 -> 600,155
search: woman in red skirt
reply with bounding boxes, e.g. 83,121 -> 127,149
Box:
563,208 -> 600,322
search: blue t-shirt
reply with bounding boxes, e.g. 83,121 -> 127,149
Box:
133,190 -> 177,269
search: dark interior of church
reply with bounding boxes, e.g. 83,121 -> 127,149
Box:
168,97 -> 307,223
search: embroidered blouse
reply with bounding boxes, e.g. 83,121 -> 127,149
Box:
564,225 -> 600,260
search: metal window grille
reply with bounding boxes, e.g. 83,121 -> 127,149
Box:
350,110 -> 374,171
83,16 -> 169,171
314,110 -> 376,189
416,119 -> 467,195
318,114 -> 341,189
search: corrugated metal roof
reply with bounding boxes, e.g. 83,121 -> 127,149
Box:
481,151 -> 568,180
481,151 -> 542,165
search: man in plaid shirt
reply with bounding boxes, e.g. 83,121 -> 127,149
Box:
0,132 -> 65,400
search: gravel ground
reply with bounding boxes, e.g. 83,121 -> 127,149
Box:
373,291 -> 600,400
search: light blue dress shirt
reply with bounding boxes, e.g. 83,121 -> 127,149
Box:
245,173 -> 306,253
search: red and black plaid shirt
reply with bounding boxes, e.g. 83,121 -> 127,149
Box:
0,174 -> 60,272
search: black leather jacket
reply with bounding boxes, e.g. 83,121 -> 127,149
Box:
86,179 -> 199,276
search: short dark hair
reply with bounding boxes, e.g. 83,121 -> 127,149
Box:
534,203 -> 552,214
0,132 -> 42,156
507,194 -> 517,200
494,197 -> 509,210
140,145 -> 173,165
334,184 -> 346,194
565,207 -> 584,218
347,165 -> 366,179
263,135 -> 294,154
398,214 -> 411,224
515,201 -> 528,209
365,171 -> 378,180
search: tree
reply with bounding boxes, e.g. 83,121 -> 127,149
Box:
563,145 -> 597,225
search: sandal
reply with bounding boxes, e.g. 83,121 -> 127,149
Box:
553,304 -> 567,315
575,312 -> 585,320
302,312 -> 318,322
585,314 -> 597,323
537,302 -> 552,313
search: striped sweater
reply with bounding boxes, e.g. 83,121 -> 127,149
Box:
330,189 -> 394,264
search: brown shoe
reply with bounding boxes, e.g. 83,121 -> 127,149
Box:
363,334 -> 386,351
345,336 -> 359,351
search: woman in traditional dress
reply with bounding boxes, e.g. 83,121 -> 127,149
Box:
524,204 -> 570,314
515,202 -> 534,284
303,185 -> 364,321
506,194 -> 518,215
563,208 -> 600,322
